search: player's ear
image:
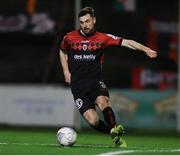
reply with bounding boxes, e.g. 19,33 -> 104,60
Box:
93,17 -> 96,24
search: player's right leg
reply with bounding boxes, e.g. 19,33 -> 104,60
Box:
83,108 -> 111,134
74,95 -> 111,134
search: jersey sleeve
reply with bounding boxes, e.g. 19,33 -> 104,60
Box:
103,33 -> 123,48
60,34 -> 69,52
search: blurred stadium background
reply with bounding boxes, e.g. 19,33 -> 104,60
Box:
0,0 -> 179,154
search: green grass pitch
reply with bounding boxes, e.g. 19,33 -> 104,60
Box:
0,127 -> 179,155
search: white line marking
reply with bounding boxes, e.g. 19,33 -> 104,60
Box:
99,150 -> 135,155
1,142 -> 180,155
0,142 -> 58,147
99,149 -> 180,155
0,142 -> 114,148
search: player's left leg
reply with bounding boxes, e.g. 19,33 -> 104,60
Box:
96,96 -> 126,147
92,80 -> 117,130
90,80 -> 126,147
96,96 -> 116,129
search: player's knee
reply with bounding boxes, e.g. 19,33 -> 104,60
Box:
96,96 -> 110,110
88,116 -> 99,126
83,112 -> 99,126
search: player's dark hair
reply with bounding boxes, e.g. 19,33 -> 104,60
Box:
78,7 -> 95,17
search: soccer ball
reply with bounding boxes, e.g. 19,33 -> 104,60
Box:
57,127 -> 77,146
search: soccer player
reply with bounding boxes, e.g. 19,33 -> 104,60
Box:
59,7 -> 157,147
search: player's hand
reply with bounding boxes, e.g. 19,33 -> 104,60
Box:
64,71 -> 71,85
145,48 -> 157,58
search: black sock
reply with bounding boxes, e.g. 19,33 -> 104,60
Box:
91,120 -> 111,134
102,107 -> 116,129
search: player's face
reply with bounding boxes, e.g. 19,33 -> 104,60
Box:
79,14 -> 96,35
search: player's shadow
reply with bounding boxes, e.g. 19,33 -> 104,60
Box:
45,143 -> 117,149
73,144 -> 117,148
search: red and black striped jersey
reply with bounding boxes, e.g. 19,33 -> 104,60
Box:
60,29 -> 122,93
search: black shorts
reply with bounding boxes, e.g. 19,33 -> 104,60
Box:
72,80 -> 109,114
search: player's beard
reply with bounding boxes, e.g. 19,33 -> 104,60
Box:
81,27 -> 94,36
83,27 -> 90,34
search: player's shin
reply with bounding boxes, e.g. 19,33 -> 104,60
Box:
102,106 -> 116,128
90,120 -> 111,134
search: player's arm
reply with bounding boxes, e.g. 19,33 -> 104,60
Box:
121,39 -> 157,58
59,49 -> 71,84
